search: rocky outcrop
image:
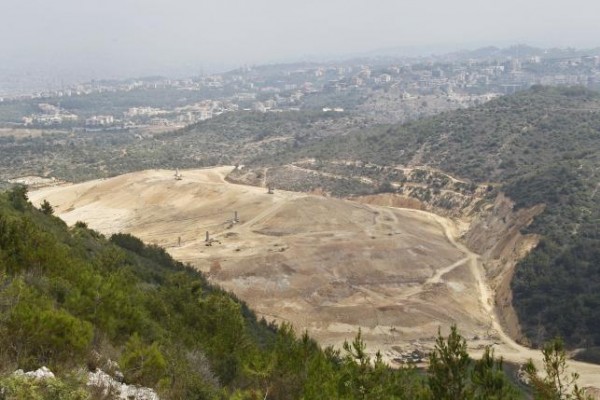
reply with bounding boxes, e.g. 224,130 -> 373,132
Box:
11,366 -> 159,400
13,366 -> 55,380
87,369 -> 160,400
85,352 -> 159,400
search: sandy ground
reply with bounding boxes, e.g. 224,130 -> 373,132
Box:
30,167 -> 600,391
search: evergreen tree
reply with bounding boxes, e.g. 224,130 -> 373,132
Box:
8,185 -> 28,211
427,325 -> 471,399
40,199 -> 54,215
524,338 -> 592,400
471,347 -> 519,400
427,325 -> 520,400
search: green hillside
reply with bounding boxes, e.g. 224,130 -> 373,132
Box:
247,86 -> 600,350
0,186 -> 531,399
0,111 -> 351,183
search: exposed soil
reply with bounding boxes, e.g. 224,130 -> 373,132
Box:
29,167 -> 600,392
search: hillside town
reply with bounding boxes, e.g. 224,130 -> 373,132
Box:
1,46 -> 599,130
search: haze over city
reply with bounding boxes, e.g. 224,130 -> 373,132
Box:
2,0 -> 600,81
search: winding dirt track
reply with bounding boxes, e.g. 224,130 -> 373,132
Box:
29,167 -> 600,391
419,210 -> 600,390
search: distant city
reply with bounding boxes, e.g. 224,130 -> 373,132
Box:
1,45 -> 599,131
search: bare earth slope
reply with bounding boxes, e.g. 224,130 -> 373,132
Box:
30,167 -> 600,390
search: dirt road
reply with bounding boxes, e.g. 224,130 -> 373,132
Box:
415,209 -> 600,390
29,167 -> 600,391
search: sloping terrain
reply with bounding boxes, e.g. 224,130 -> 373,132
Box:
30,168 -> 482,353
0,185 -> 317,398
6,185 -> 476,400
4,87 -> 600,352
238,86 -> 600,351
0,111 -> 353,182
29,167 -> 600,390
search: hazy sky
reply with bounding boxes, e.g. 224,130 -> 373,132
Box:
2,0 -> 600,79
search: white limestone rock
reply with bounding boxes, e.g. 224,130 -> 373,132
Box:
87,369 -> 159,400
14,366 -> 56,380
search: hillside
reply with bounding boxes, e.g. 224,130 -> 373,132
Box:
1,185 -> 544,399
0,185 -> 298,398
28,167 -> 600,392
0,111 -> 355,183
0,185 -> 417,399
28,168 -> 488,361
238,86 -> 600,351
6,86 -> 600,352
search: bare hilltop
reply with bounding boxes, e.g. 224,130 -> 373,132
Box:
30,166 -> 600,389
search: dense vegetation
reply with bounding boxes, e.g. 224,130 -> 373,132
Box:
0,186 -> 279,397
244,87 -> 600,350
1,186 -> 551,399
0,111 -> 355,182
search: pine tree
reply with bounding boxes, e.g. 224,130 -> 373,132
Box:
427,325 -> 471,399
524,338 -> 592,400
427,325 -> 519,400
40,199 -> 54,215
471,346 -> 519,400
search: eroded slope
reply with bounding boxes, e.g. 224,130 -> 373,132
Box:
31,167 -> 490,356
